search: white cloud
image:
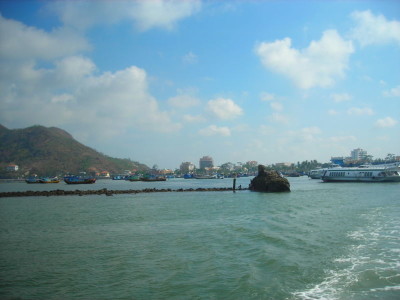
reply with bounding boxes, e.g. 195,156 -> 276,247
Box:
259,125 -> 275,135
328,109 -> 339,116
0,12 -> 184,138
260,92 -> 275,101
207,98 -> 243,120
286,126 -> 322,142
46,0 -> 202,31
0,14 -> 89,61
54,55 -> 96,84
347,107 -> 374,115
183,114 -> 205,123
182,52 -> 198,64
349,10 -> 400,47
270,102 -> 283,111
168,94 -> 200,108
300,127 -> 322,141
383,85 -> 400,97
375,117 -> 398,128
132,0 -> 202,31
269,113 -> 289,125
198,125 -> 231,136
51,94 -> 75,104
331,93 -> 352,103
0,57 -> 181,136
329,135 -> 357,142
255,30 -> 354,89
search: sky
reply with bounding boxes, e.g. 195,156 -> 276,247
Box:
0,0 -> 399,170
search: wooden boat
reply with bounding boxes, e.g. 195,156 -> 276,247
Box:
127,175 -> 141,181
140,175 -> 167,182
64,176 -> 96,184
39,177 -> 60,183
194,175 -> 217,179
25,177 -> 41,183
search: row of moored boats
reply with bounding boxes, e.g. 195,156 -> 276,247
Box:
25,174 -> 169,184
26,175 -> 96,184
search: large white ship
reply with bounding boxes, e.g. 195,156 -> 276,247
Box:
321,164 -> 400,182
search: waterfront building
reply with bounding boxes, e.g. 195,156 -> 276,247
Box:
331,156 -> 345,166
275,162 -> 293,168
180,162 -> 195,173
6,164 -> 19,171
159,169 -> 174,175
199,156 -> 214,169
351,148 -> 368,161
100,171 -> 110,178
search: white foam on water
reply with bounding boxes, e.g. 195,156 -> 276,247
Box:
293,208 -> 400,300
370,285 -> 400,291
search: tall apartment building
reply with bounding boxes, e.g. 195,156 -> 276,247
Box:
180,162 -> 195,173
199,156 -> 214,169
351,148 -> 368,161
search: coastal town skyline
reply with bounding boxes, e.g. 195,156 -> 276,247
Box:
0,1 -> 399,170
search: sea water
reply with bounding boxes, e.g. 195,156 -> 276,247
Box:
0,177 -> 399,299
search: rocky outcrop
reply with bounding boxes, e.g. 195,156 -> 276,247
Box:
249,165 -> 290,192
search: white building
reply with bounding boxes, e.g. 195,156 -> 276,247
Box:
180,162 -> 195,173
6,164 -> 19,171
351,148 -> 368,161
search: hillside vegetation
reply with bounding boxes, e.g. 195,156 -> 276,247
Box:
0,125 -> 149,177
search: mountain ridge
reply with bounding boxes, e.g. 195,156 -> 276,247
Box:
0,124 -> 150,177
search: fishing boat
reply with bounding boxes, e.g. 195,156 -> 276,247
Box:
321,165 -> 400,182
39,177 -> 60,183
25,177 -> 41,183
127,175 -> 141,181
194,175 -> 217,179
64,175 -> 96,184
140,175 -> 167,182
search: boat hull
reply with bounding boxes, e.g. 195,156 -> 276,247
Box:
140,177 -> 166,182
64,177 -> 96,184
321,166 -> 400,183
322,177 -> 400,182
25,178 -> 41,184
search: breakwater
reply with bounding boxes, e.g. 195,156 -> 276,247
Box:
0,187 -> 248,198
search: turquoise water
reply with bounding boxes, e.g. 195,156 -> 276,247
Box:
0,177 -> 399,299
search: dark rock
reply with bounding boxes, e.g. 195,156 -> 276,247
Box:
249,165 -> 290,193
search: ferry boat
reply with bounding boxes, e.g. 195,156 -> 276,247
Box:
321,165 -> 400,182
308,169 -> 327,179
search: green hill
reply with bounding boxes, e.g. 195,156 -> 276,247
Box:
0,125 -> 149,177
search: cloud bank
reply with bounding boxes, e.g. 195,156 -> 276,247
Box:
255,30 -> 354,89
46,0 -> 202,31
350,10 -> 400,47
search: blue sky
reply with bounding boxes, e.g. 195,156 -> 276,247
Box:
0,0 -> 399,169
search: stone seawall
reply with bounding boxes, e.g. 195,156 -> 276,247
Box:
0,187 -> 248,198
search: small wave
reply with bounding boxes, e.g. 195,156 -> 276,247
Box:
293,208 -> 400,300
370,285 -> 400,291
